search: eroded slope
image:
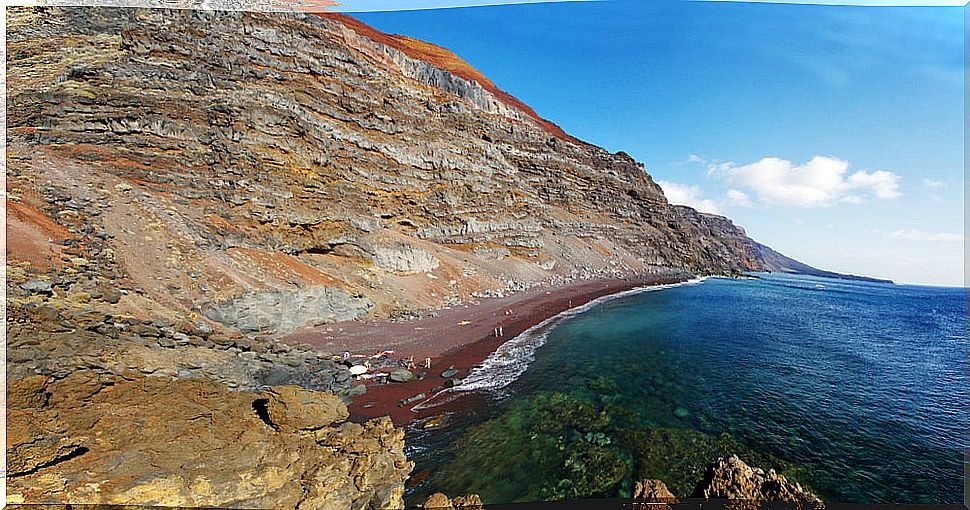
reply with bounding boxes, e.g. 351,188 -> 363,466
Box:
8,7 -> 768,337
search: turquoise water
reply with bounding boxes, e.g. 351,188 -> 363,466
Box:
405,274 -> 968,504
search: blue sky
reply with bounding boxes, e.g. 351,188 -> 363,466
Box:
354,0 -> 964,286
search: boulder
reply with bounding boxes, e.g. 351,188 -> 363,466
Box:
452,494 -> 485,510
389,368 -> 415,383
424,493 -> 454,510
20,279 -> 53,295
262,385 -> 349,431
690,455 -> 824,508
633,479 -> 677,503
423,493 -> 484,510
102,288 -> 122,304
400,393 -> 426,406
421,414 -> 452,430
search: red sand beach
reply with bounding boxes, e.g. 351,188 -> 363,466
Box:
286,274 -> 686,425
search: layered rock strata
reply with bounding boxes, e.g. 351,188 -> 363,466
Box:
8,7 -> 788,340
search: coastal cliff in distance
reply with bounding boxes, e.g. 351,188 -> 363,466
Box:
754,243 -> 893,284
6,7 -> 834,508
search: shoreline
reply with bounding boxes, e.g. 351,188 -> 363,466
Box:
285,274 -> 689,425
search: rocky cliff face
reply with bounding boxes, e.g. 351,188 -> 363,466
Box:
8,6 -> 776,338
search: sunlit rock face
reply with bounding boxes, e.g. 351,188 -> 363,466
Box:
6,372 -> 412,509
7,7 -> 773,337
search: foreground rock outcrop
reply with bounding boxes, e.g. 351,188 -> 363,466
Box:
634,479 -> 678,503
6,371 -> 412,509
423,493 -> 486,510
691,455 -> 825,509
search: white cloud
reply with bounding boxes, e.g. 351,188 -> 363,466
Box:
656,180 -> 721,215
710,156 -> 901,208
922,178 -> 944,188
890,229 -> 963,242
674,154 -> 707,166
726,189 -> 753,207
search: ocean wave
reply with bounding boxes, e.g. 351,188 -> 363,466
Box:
450,277 -> 705,394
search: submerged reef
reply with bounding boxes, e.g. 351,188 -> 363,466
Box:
420,390 -> 820,505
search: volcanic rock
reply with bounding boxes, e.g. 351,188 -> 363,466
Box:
4,7 -> 847,509
690,455 -> 824,509
389,368 -> 416,382
424,492 -> 486,510
634,479 -> 677,503
6,371 -> 412,509
20,279 -> 53,295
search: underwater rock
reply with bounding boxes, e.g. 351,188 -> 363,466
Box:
421,414 -> 452,430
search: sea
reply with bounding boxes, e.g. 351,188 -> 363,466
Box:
404,273 -> 968,505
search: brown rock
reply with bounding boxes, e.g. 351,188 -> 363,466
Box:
6,408 -> 86,477
423,492 -> 485,510
7,375 -> 51,409
452,494 -> 486,510
633,479 -> 677,503
262,385 -> 349,431
690,455 -> 824,509
6,372 -> 412,509
424,493 -> 455,510
5,5 -> 839,343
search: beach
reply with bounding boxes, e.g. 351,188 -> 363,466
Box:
285,274 -> 687,424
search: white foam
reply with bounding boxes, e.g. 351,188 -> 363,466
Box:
423,277 -> 707,402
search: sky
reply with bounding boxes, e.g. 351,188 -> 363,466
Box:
353,0 -> 965,286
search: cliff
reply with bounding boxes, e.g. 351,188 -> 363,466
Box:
8,7 -> 784,338
754,243 -> 893,284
